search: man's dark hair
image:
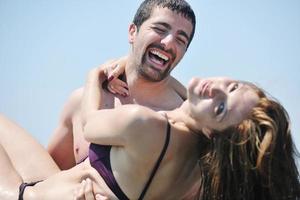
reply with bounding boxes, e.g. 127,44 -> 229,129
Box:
133,0 -> 196,49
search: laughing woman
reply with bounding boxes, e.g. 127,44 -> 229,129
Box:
0,66 -> 299,199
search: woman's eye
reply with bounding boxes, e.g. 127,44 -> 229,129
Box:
230,83 -> 239,92
215,102 -> 225,116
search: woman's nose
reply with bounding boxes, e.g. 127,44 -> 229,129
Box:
209,84 -> 226,98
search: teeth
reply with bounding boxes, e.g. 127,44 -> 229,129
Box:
150,50 -> 169,62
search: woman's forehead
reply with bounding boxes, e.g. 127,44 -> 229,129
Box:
219,84 -> 259,130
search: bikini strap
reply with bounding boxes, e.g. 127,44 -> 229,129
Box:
138,119 -> 171,200
18,181 -> 42,200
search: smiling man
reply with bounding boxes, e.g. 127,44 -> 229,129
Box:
47,0 -> 196,170
129,5 -> 194,82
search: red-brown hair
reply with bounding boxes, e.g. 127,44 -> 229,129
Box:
198,84 -> 300,200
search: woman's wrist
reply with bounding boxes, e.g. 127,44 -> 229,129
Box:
23,186 -> 37,200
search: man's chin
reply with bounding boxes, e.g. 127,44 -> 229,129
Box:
138,68 -> 165,82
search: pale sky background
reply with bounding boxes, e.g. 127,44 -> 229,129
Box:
1,0 -> 299,156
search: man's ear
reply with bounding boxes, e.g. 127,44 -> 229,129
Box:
202,127 -> 212,139
128,23 -> 137,44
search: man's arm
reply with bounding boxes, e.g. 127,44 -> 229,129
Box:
47,88 -> 83,170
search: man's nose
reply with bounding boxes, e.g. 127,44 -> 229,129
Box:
161,34 -> 175,50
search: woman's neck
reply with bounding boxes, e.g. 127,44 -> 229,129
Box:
165,101 -> 202,134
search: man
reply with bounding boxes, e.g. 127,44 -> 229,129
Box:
47,0 -> 196,170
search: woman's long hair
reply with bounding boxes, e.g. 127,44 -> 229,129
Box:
198,85 -> 300,200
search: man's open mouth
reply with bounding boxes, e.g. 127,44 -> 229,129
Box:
147,48 -> 171,69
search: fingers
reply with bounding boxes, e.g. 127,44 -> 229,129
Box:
102,64 -> 117,79
95,194 -> 109,200
107,79 -> 129,97
74,179 -> 110,200
100,57 -> 129,96
74,178 -> 95,200
105,64 -> 129,97
84,179 -> 95,200
74,180 -> 85,200
107,64 -> 125,81
103,56 -> 127,80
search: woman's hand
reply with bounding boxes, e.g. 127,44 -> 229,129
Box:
74,178 -> 109,200
24,165 -> 110,200
101,56 -> 129,97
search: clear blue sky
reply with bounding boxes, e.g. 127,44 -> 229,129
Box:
1,0 -> 299,153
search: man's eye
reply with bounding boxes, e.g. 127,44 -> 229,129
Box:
230,83 -> 239,92
215,102 -> 225,116
176,37 -> 187,46
153,27 -> 165,34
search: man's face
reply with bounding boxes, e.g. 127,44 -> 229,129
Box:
129,7 -> 193,82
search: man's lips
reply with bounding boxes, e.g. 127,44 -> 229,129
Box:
149,49 -> 169,61
146,47 -> 173,69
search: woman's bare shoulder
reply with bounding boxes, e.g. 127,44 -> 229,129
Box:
120,105 -> 168,149
121,104 -> 165,122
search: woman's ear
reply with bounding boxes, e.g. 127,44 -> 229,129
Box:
128,23 -> 137,44
202,127 -> 212,139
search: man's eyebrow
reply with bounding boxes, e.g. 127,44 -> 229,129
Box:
153,22 -> 190,42
177,30 -> 190,42
153,22 -> 171,29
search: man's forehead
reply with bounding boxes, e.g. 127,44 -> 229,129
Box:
150,7 -> 188,20
148,7 -> 193,30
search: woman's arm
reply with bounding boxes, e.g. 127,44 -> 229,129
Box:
81,67 -> 107,127
83,104 -> 155,146
81,67 -> 143,146
24,164 -> 113,200
81,66 -> 165,149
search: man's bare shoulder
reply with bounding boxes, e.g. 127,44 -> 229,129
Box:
52,87 -> 84,125
68,87 -> 84,105
168,76 -> 187,100
62,87 -> 84,115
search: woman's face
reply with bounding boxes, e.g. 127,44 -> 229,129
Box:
187,77 -> 259,132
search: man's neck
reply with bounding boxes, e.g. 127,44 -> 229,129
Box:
125,62 -> 170,98
123,62 -> 175,111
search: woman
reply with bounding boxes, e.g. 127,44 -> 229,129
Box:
199,88 -> 300,200
0,66 -> 299,199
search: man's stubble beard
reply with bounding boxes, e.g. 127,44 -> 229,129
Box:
137,53 -> 172,82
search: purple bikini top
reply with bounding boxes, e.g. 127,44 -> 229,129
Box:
89,120 -> 171,200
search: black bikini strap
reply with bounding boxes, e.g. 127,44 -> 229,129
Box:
138,120 -> 171,200
18,181 -> 42,200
